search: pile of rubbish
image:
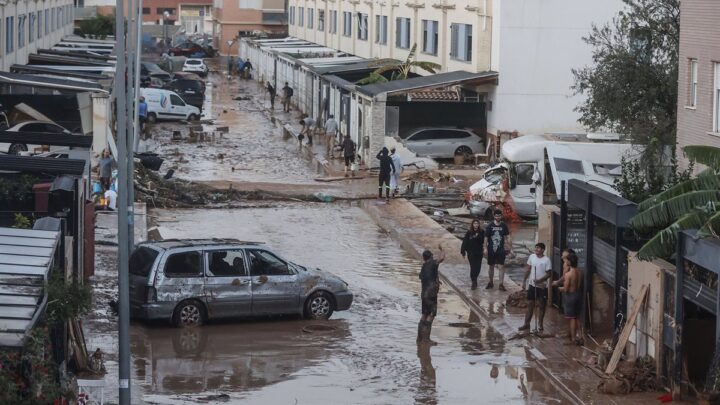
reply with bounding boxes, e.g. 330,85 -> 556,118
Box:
505,291 -> 529,308
597,356 -> 662,395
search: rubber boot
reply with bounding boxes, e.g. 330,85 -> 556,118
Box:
416,320 -> 424,344
419,320 -> 437,346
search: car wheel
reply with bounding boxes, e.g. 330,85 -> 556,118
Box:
455,146 -> 473,157
304,291 -> 335,320
188,113 -> 199,121
171,327 -> 207,356
147,113 -> 157,123
173,300 -> 205,328
8,143 -> 28,155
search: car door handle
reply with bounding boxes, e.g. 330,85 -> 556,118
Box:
425,142 -> 432,145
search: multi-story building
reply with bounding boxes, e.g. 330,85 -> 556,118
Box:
0,0 -> 75,71
141,0 -> 213,35
676,0 -> 720,170
212,0 -> 287,55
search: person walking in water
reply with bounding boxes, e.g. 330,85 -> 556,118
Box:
324,115 -> 338,158
485,209 -> 512,290
282,82 -> 294,112
376,147 -> 395,201
266,82 -> 276,109
418,245 -> 445,345
341,134 -> 356,177
389,148 -> 403,196
299,117 -> 316,146
461,219 -> 485,290
559,252 -> 582,344
519,243 -> 552,333
227,56 -> 235,75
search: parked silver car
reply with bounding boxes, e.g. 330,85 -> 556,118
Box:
129,239 -> 353,327
401,127 -> 485,159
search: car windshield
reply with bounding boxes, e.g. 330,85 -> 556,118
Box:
176,80 -> 202,90
187,60 -> 201,65
484,169 -> 505,184
143,62 -> 162,71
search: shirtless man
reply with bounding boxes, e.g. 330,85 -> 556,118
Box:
559,252 -> 582,345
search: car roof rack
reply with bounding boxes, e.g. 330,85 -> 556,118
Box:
142,238 -> 265,247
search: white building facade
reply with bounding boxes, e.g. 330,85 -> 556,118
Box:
0,0 -> 75,71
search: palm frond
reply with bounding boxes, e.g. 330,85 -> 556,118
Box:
698,210 -> 720,239
405,43 -> 418,65
372,65 -> 401,76
409,61 -> 442,74
355,72 -> 388,85
684,145 -> 720,171
630,190 -> 720,231
637,170 -> 720,211
368,58 -> 401,68
636,211 -> 710,260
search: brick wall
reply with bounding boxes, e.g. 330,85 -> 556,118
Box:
677,0 -> 720,170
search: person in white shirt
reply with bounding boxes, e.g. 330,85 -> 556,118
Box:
519,243 -> 552,332
389,148 -> 403,196
324,115 -> 338,157
104,188 -> 117,211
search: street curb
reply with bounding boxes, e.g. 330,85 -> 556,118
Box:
362,200 -> 586,405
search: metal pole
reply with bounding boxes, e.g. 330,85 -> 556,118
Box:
114,0 -> 131,401
126,0 -> 136,252
133,0 -> 143,152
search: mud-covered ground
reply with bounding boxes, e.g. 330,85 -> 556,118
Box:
85,203 -> 564,404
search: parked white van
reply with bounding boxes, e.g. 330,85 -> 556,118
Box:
140,88 -> 200,123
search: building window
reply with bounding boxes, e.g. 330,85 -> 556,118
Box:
375,15 -> 387,44
298,7 -> 304,27
142,8 -> 150,14
330,10 -> 337,34
343,12 -> 352,37
37,11 -> 42,38
289,6 -> 294,25
58,7 -> 63,28
689,59 -> 698,107
6,16 -> 14,53
45,9 -> 50,35
318,10 -> 324,31
450,23 -> 472,62
18,15 -> 25,48
395,17 -> 410,49
714,63 -> 720,132
156,8 -> 175,15
422,20 -> 438,55
308,8 -> 314,29
357,13 -> 368,40
29,13 -> 36,43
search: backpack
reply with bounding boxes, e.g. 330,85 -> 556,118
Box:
287,87 -> 294,97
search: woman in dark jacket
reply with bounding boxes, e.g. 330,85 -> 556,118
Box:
461,219 -> 485,290
376,147 -> 395,201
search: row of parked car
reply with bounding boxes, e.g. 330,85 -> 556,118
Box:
139,59 -> 209,123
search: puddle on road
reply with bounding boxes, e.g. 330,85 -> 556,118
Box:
87,203 -> 565,404
141,74 -> 319,185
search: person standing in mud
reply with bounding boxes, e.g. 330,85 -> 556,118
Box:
266,82 -> 276,109
341,134 -> 356,177
242,58 -> 253,79
98,149 -> 115,191
227,56 -> 235,75
484,209 -> 511,290
389,148 -> 402,196
282,82 -> 293,112
461,219 -> 485,290
324,115 -> 338,157
519,243 -> 552,333
299,117 -> 316,146
376,147 -> 395,201
418,246 -> 445,345
559,252 -> 582,345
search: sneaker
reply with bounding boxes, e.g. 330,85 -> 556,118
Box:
498,284 -> 507,292
485,282 -> 494,289
518,324 -> 530,331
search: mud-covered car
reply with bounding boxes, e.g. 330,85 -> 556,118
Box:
129,239 -> 353,327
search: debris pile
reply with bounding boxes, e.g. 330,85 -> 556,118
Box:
597,356 -> 662,395
505,290 -> 528,308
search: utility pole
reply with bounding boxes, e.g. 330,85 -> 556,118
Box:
114,0 -> 131,401
126,0 -> 136,252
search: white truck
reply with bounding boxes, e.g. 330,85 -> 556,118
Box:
468,133 -> 639,219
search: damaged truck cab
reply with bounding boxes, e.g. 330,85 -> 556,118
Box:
129,239 -> 353,327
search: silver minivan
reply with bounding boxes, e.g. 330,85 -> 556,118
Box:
129,239 -> 353,327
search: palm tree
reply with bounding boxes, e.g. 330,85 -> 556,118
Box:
356,44 -> 442,85
629,145 -> 720,260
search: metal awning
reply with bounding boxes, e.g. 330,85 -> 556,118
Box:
0,72 -> 107,93
567,178 -> 637,226
28,53 -> 113,67
357,70 -> 499,97
0,227 -> 60,348
10,64 -> 110,81
0,155 -> 87,175
0,131 -> 93,147
37,48 -> 114,62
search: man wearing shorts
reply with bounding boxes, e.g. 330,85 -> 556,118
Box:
559,252 -> 582,344
520,243 -> 552,332
484,209 -> 511,290
418,246 -> 445,345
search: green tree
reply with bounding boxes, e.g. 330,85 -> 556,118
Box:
629,145 -> 720,260
572,0 -> 680,172
78,14 -> 116,39
356,44 -> 441,85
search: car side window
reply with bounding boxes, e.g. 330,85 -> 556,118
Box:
515,164 -> 535,186
207,250 -> 247,277
23,123 -> 45,132
409,130 -> 433,141
164,251 -> 202,277
443,130 -> 470,139
170,95 -> 185,106
247,250 -> 292,276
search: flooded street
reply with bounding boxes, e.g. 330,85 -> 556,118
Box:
87,204 -> 562,404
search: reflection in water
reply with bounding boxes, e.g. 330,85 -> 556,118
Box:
415,344 -> 437,405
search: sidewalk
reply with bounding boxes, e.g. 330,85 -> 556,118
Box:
363,198 -> 665,404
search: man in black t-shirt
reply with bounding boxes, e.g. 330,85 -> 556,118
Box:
418,246 -> 445,345
485,209 -> 512,291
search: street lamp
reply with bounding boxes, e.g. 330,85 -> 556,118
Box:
163,10 -> 170,47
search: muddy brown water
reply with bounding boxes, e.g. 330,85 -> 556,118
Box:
86,203 -> 564,404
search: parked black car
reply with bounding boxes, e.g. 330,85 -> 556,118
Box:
165,79 -> 204,109
140,62 -> 172,87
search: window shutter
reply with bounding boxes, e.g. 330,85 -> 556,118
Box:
396,18 -> 401,47
450,24 -> 457,58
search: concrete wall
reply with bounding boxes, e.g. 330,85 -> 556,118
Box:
487,0 -> 624,137
0,0 -> 75,71
537,204 -> 559,251
626,253 -> 671,374
676,0 -> 720,171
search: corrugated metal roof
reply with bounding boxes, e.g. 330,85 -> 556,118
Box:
0,132 -> 93,147
357,70 -> 499,97
0,72 -> 106,93
0,227 -> 59,348
28,53 -> 112,67
10,64 -> 110,81
37,48 -> 113,61
310,60 -> 376,75
0,155 -> 87,175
